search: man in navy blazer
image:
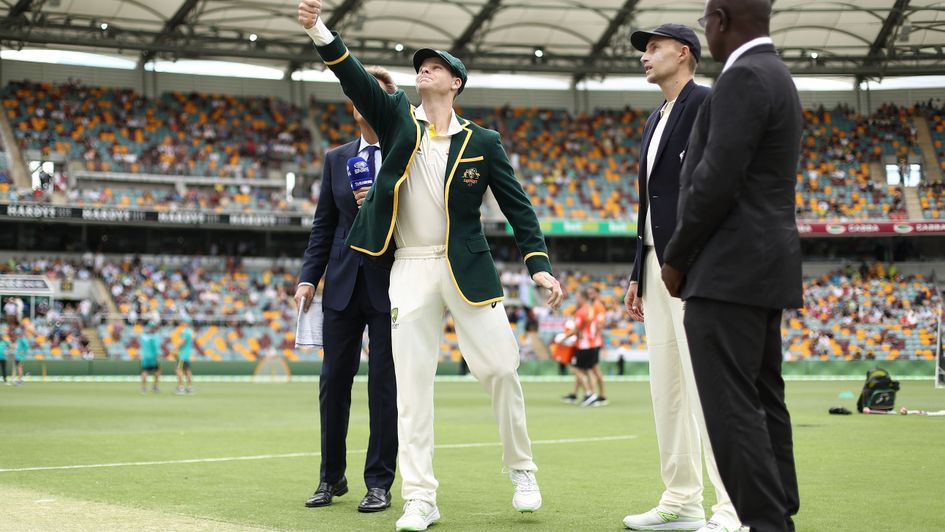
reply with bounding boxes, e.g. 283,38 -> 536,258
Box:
621,24 -> 742,532
295,66 -> 398,514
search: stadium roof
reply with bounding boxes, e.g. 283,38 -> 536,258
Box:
1,0 -> 944,82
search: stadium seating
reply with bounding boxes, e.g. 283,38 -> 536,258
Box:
782,263 -> 940,361
542,269 -> 647,355
310,97 -> 358,149
918,183 -> 945,220
2,81 -> 318,178
462,105 -> 645,220
926,104 -> 945,176
796,104 -> 914,220
3,256 -> 939,363
96,257 -> 303,361
1,317 -> 88,360
1,80 -> 930,220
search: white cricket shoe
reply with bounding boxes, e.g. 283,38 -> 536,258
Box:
395,500 -> 440,531
623,507 -> 706,530
510,469 -> 542,512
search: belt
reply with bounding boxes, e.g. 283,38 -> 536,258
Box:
394,245 -> 446,260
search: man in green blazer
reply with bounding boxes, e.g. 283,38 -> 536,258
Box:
298,2 -> 563,530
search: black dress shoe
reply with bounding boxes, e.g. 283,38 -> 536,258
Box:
358,487 -> 392,513
304,477 -> 348,507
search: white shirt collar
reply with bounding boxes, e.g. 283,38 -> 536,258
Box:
414,104 -> 464,137
722,36 -> 774,74
358,136 -> 379,153
660,98 -> 677,117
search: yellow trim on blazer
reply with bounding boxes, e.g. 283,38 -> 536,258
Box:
457,155 -> 484,163
324,50 -> 350,66
349,106 -> 421,257
523,251 -> 549,262
444,120 -> 504,308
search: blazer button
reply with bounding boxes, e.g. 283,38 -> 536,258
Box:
652,194 -> 659,199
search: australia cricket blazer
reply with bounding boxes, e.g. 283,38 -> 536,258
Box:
314,34 -> 553,306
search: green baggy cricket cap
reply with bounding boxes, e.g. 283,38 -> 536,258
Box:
412,48 -> 468,94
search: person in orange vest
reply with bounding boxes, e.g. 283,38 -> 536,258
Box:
564,289 -> 607,407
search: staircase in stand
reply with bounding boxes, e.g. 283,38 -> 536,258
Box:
82,327 -> 108,359
914,116 -> 943,184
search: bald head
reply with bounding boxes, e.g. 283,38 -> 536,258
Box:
731,0 -> 771,31
703,0 -> 772,62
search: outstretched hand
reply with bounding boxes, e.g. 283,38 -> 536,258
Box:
532,271 -> 564,310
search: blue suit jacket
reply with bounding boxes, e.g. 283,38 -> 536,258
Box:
299,140 -> 391,313
630,80 -> 710,296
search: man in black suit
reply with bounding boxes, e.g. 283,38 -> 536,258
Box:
295,66 -> 398,513
661,1 -> 802,530
622,24 -> 741,532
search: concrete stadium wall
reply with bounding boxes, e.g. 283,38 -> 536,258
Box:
3,60 -> 943,114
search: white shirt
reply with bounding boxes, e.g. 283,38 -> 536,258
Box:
643,99 -> 675,246
393,105 -> 463,248
721,36 -> 774,74
304,19 -> 334,45
357,136 -> 381,177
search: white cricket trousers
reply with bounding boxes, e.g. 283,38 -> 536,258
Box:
642,248 -> 740,530
389,245 -> 537,504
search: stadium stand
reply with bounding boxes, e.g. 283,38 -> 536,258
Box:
0,257 -> 95,360
926,102 -> 945,176
96,256 -> 301,361
788,104 -> 916,220
2,80 -> 319,178
7,254 -> 937,364
462,106 -> 644,221
918,182 -> 945,220
782,263 -> 940,361
4,79 -> 931,221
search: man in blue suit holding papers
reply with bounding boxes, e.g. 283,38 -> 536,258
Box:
295,66 -> 399,514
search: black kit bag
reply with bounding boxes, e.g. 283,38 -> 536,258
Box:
856,367 -> 900,412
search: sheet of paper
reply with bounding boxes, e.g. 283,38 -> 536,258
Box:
295,299 -> 324,349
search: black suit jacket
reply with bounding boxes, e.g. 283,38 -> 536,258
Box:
299,140 -> 391,313
630,80 -> 710,295
662,44 -> 804,309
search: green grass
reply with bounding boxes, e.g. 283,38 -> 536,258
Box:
1,380 -> 944,531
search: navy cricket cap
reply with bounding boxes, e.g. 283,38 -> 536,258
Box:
630,23 -> 701,63
412,48 -> 468,94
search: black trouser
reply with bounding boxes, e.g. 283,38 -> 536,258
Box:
684,297 -> 799,532
0,359 -> 5,381
319,268 -> 397,491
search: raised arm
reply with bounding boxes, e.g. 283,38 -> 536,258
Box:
297,0 -> 400,137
